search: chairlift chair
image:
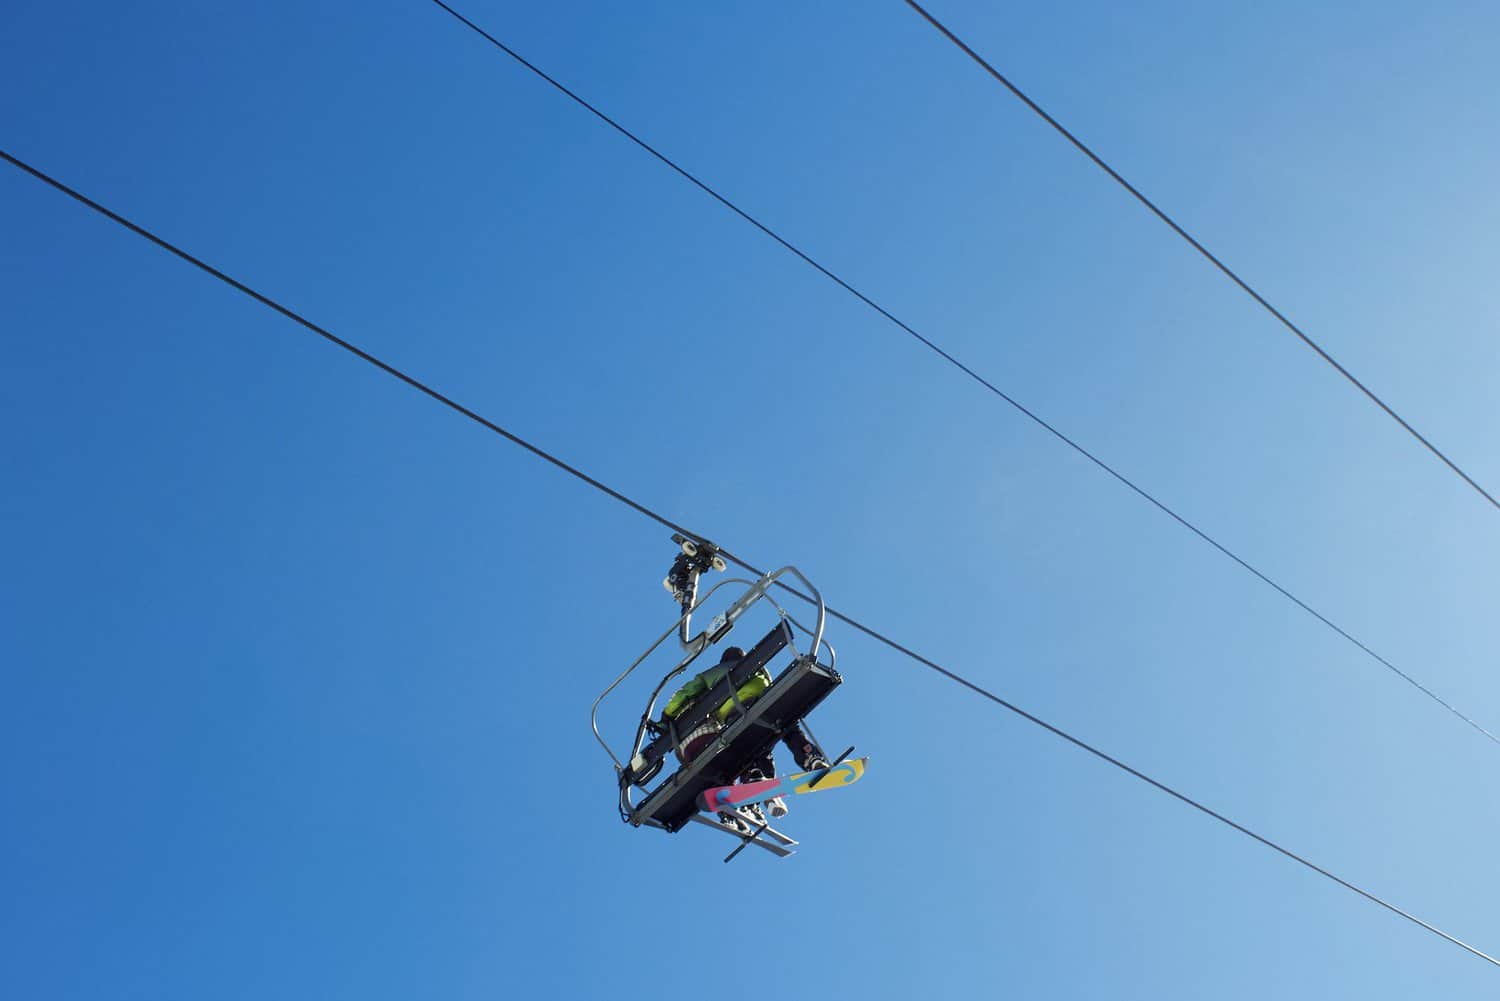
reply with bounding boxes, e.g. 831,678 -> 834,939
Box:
590,537 -> 851,859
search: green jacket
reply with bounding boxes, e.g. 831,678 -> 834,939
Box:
663,663 -> 772,723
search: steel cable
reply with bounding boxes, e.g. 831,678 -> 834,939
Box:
3,145 -> 1494,969
902,0 -> 1500,514
426,0 -> 1500,746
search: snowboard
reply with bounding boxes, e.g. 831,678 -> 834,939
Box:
697,757 -> 867,813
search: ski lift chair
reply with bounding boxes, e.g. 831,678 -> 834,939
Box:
591,553 -> 842,846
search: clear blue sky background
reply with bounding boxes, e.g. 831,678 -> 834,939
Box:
4,1 -> 1499,997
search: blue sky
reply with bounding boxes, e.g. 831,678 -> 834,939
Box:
4,1 -> 1499,997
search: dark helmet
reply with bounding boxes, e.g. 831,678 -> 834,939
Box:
718,645 -> 746,663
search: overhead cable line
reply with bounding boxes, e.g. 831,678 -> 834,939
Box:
426,0 -> 1500,747
3,145 -> 1495,969
902,0 -> 1500,514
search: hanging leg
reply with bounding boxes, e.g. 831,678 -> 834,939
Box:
781,721 -> 830,771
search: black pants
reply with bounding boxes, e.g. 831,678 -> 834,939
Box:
743,722 -> 821,781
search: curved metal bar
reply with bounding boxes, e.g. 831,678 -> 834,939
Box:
680,574 -> 763,655
761,594 -> 837,670
772,566 -> 827,664
675,574 -> 700,649
591,618 -> 681,770
758,600 -> 801,661
674,559 -> 732,649
589,577 -> 757,768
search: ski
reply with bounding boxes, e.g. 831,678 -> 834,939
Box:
686,812 -> 798,858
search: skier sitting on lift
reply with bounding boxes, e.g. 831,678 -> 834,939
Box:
661,645 -> 829,821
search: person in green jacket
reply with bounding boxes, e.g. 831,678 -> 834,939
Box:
661,645 -> 828,822
662,646 -> 773,724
